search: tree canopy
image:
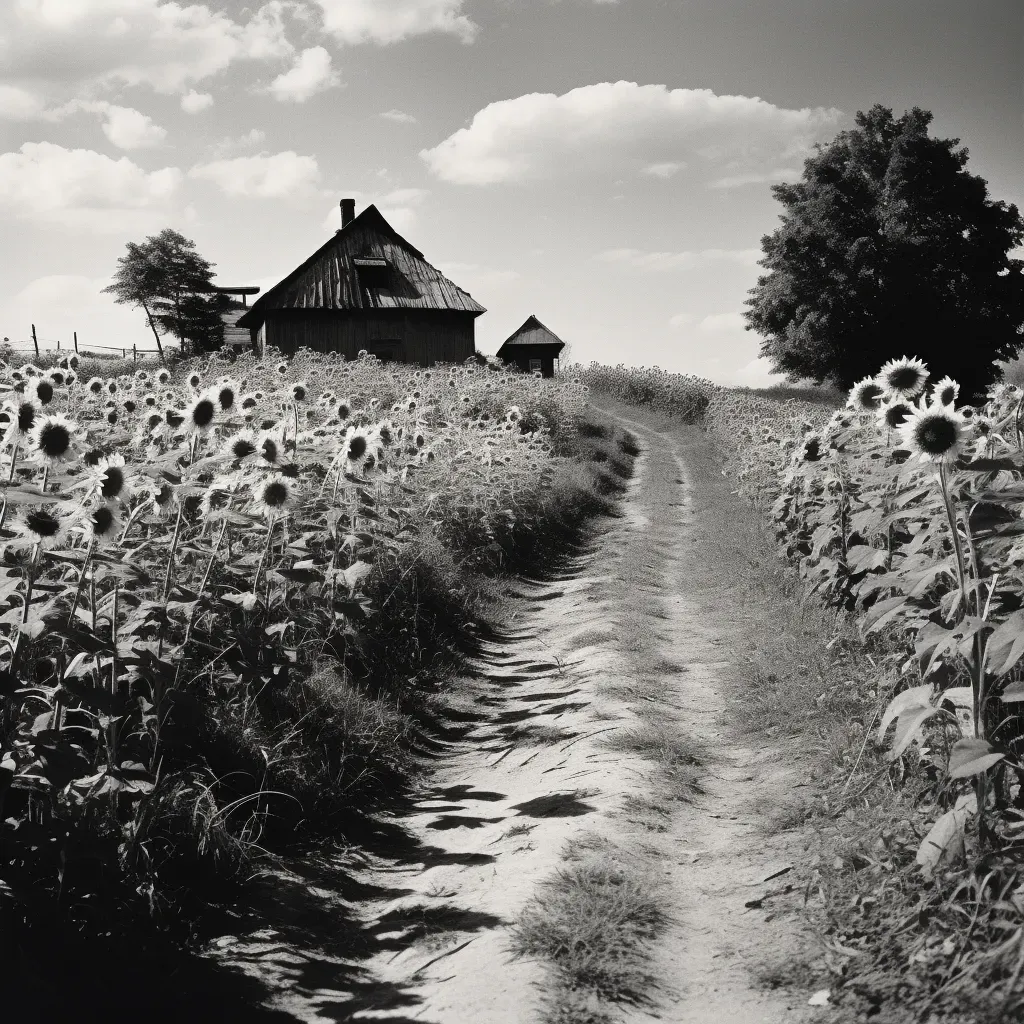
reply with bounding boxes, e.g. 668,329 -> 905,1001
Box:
744,105 -> 1024,400
103,229 -> 228,357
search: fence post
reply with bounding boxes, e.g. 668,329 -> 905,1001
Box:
56,338 -> 60,351
73,331 -> 78,354
133,344 -> 137,365
31,324 -> 39,358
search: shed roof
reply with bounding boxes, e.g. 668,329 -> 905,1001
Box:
237,204 -> 485,329
496,315 -> 566,354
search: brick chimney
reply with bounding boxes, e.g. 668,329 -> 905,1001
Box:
340,198 -> 355,228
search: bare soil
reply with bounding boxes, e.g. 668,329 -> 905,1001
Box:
203,410 -> 833,1022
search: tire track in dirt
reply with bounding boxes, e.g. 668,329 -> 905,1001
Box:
599,406 -> 823,1024
202,452 -> 664,1021
202,410 -> 825,1022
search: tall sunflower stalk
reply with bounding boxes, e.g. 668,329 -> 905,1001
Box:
900,396 -> 995,837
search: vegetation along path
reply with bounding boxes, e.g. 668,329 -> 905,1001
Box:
206,404 -> 831,1023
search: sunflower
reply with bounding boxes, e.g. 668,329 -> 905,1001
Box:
82,502 -> 124,546
291,381 -> 308,402
7,398 -> 39,439
214,379 -> 239,412
225,429 -> 259,463
95,455 -> 132,502
878,397 -> 914,430
335,399 -> 351,421
877,356 -> 929,400
796,434 -> 823,463
899,402 -> 966,464
187,371 -> 203,390
251,476 -> 296,519
275,361 -> 288,376
847,376 -> 885,411
13,507 -> 68,549
86,377 -> 105,395
931,376 -> 960,407
28,413 -> 80,464
186,394 -> 217,434
256,430 -> 284,467
344,427 -> 369,463
156,369 -> 171,385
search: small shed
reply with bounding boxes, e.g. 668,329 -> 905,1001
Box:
496,315 -> 566,377
236,200 -> 485,365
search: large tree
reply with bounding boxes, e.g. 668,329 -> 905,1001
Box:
745,105 -> 1024,399
104,229 -> 226,357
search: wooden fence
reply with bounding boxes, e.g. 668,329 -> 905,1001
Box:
0,325 -> 165,364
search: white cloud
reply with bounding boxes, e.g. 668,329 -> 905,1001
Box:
313,0 -> 478,45
266,46 -> 341,102
597,247 -> 761,271
733,356 -> 786,387
181,90 -> 214,113
436,261 -> 520,290
100,104 -> 167,149
0,1 -> 296,98
642,161 -> 685,179
190,151 -> 321,200
380,108 -> 417,123
709,167 -> 800,189
0,84 -> 46,120
421,82 -> 841,185
213,128 -> 267,156
46,100 -> 167,150
0,142 -> 181,232
669,312 -> 697,328
0,275 -> 154,354
697,311 -> 747,333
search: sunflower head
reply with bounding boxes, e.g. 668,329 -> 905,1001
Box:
899,402 -> 966,464
932,376 -> 961,407
291,381 -> 307,402
215,380 -> 238,412
878,356 -> 929,399
187,396 -> 217,433
347,432 -> 368,461
848,377 -> 885,411
253,477 -> 294,519
879,398 -> 913,430
86,503 -> 123,545
30,414 -> 78,463
16,507 -> 67,548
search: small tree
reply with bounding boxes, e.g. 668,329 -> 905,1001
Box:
104,229 -> 225,358
745,105 -> 1024,400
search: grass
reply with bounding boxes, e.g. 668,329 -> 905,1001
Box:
2,349 -> 629,1015
592,391 -> 1024,1022
510,833 -> 668,1013
601,723 -> 702,801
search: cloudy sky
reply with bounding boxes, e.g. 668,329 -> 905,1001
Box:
0,0 -> 1020,384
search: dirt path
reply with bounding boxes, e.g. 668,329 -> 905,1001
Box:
599,408 -> 823,1024
202,411 -> 828,1022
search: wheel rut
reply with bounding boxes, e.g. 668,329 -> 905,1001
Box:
203,410 -> 822,1023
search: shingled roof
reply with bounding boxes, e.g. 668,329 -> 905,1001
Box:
496,315 -> 566,352
237,204 -> 485,329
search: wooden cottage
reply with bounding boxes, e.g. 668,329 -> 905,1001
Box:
236,199 -> 485,364
495,315 -> 566,377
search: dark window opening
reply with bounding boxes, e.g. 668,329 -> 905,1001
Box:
354,256 -> 390,290
367,338 -> 402,363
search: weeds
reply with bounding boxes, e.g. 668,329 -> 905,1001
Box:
511,835 -> 667,1012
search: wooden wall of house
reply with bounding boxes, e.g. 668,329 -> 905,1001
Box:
498,343 -> 563,378
259,309 -> 476,365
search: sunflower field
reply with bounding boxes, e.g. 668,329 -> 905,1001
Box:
702,358 -> 1024,871
0,347 -> 598,952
